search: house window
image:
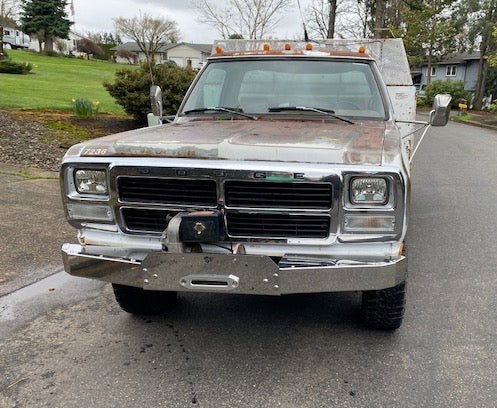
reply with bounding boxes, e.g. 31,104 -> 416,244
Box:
427,66 -> 436,77
4,30 -> 10,36
446,65 -> 457,76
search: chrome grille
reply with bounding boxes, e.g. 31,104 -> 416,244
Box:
117,177 -> 217,206
226,213 -> 330,238
224,181 -> 332,209
122,208 -> 175,232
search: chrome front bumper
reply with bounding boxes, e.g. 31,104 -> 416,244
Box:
62,244 -> 407,295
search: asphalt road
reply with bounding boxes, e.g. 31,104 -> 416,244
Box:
1,120 -> 497,408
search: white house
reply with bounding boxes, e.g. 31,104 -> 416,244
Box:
29,30 -> 84,54
112,42 -> 212,68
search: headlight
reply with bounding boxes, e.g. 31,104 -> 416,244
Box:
350,177 -> 388,205
75,169 -> 108,195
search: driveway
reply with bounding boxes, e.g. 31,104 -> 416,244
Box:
1,120 -> 497,407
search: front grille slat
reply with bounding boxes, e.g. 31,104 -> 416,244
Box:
122,208 -> 173,232
225,181 -> 332,209
227,213 -> 330,238
118,177 -> 217,206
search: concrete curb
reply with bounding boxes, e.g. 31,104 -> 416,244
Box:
450,117 -> 497,132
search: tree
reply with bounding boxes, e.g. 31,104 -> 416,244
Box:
77,38 -> 104,58
115,48 -> 138,64
401,0 -> 457,82
306,0 -> 341,38
455,0 -> 497,110
114,13 -> 179,65
20,0 -> 72,52
1,0 -> 20,57
194,0 -> 292,39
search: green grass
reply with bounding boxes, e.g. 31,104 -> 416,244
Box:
0,50 -> 135,114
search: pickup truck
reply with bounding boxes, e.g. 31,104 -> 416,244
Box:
61,39 -> 450,329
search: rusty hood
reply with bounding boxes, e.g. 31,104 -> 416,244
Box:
66,119 -> 396,166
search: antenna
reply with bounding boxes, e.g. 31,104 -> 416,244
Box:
295,0 -> 309,42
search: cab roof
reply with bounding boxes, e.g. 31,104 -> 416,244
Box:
210,39 -> 413,87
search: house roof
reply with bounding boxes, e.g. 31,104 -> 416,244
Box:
418,53 -> 480,67
111,42 -> 212,54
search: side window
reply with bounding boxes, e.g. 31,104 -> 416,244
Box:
203,68 -> 226,107
446,65 -> 456,76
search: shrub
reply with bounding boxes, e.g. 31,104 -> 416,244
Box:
488,100 -> 497,114
416,96 -> 427,107
425,79 -> 471,108
104,63 -> 197,122
56,39 -> 68,54
71,98 -> 100,119
93,43 -> 116,61
115,49 -> 137,64
76,38 -> 104,58
0,59 -> 32,74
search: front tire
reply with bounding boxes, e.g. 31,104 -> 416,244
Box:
361,281 -> 406,330
112,284 -> 177,315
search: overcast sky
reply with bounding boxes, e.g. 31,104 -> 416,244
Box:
69,0 -> 311,44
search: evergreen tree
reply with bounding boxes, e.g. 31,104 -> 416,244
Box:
454,0 -> 497,109
401,0 -> 457,80
21,0 -> 72,52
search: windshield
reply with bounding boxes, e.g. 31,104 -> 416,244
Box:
181,59 -> 386,119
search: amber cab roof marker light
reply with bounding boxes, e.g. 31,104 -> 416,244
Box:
215,46 -> 223,54
284,43 -> 291,51
306,43 -> 313,51
263,43 -> 270,51
359,46 -> 366,54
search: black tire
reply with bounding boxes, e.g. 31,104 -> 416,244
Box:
112,284 -> 177,315
361,281 -> 406,330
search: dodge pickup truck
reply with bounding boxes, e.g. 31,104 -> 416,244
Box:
61,39 -> 450,329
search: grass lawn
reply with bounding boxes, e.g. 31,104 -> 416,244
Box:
0,50 -> 135,115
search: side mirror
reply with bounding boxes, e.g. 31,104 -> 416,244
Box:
150,85 -> 163,118
429,94 -> 452,127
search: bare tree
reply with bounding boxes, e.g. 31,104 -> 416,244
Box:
114,13 -> 180,65
307,0 -> 346,39
193,0 -> 292,40
0,0 -> 18,18
307,0 -> 368,39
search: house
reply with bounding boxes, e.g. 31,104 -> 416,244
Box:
2,27 -> 30,49
112,42 -> 212,68
29,30 -> 84,54
412,53 -> 480,92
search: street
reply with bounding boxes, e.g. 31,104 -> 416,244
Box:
1,119 -> 497,408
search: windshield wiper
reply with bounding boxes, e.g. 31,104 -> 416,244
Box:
268,106 -> 354,124
182,107 -> 257,120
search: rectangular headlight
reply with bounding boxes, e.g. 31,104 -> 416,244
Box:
350,177 -> 388,205
74,169 -> 108,195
